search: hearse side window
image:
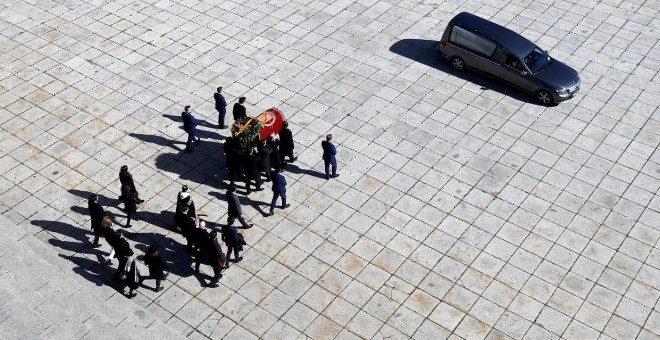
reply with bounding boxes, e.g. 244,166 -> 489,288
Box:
449,26 -> 497,57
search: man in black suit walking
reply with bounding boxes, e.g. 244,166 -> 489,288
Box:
222,218 -> 243,267
243,147 -> 263,194
226,184 -> 253,229
232,97 -> 247,121
214,87 -> 227,128
88,194 -> 104,248
321,134 -> 339,180
223,137 -> 242,186
182,105 -> 200,152
269,168 -> 290,216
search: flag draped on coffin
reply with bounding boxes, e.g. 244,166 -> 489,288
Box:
255,108 -> 284,141
231,108 -> 285,151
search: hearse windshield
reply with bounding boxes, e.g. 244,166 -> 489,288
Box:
523,47 -> 550,74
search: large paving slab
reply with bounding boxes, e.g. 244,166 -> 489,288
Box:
1,0 -> 660,339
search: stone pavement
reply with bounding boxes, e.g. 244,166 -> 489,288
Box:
1,0 -> 659,339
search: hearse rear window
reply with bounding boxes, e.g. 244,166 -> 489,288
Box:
449,26 -> 497,57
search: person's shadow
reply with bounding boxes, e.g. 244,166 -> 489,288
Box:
389,39 -> 539,104
130,133 -> 184,151
161,114 -> 227,141
284,163 -> 326,179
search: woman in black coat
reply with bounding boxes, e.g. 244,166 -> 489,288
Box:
119,165 -> 144,204
121,184 -> 139,228
102,216 -> 117,265
142,244 -> 168,291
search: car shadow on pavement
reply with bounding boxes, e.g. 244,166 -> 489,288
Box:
389,39 -> 540,105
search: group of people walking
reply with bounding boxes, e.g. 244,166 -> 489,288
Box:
86,93 -> 343,297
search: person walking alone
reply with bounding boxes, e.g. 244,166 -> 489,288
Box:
88,194 -> 104,248
214,87 -> 227,128
182,105 -> 200,152
226,184 -> 253,228
269,168 -> 290,216
321,134 -> 339,180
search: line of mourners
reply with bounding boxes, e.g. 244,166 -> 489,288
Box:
84,88 -> 341,297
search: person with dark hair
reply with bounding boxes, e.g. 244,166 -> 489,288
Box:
222,217 -> 243,267
193,220 -> 211,273
279,120 -> 297,167
226,184 -> 253,229
321,134 -> 339,180
176,184 -> 196,218
113,230 -> 134,281
269,168 -> 290,216
141,244 -> 168,291
88,194 -> 104,248
214,87 -> 227,128
119,165 -> 144,203
243,147 -> 263,195
206,230 -> 225,288
232,97 -> 247,121
102,216 -> 117,265
174,204 -> 196,252
182,105 -> 200,152
258,140 -> 273,182
267,133 -> 281,174
120,184 -> 139,228
223,137 -> 242,186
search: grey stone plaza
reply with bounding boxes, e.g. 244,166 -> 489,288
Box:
0,0 -> 659,338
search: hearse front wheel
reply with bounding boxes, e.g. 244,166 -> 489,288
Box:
536,90 -> 553,105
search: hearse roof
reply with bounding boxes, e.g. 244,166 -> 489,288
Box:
449,12 -> 537,59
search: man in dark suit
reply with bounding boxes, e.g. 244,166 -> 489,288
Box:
222,218 -> 243,267
269,168 -> 290,216
279,121 -> 297,167
175,205 -> 196,252
226,184 -> 253,228
258,140 -> 272,182
223,137 -> 242,186
182,105 -> 200,152
321,134 -> 339,180
232,97 -> 247,121
192,220 -> 211,273
267,134 -> 281,174
88,194 -> 104,248
214,87 -> 227,128
243,148 -> 263,194
206,230 -> 225,288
